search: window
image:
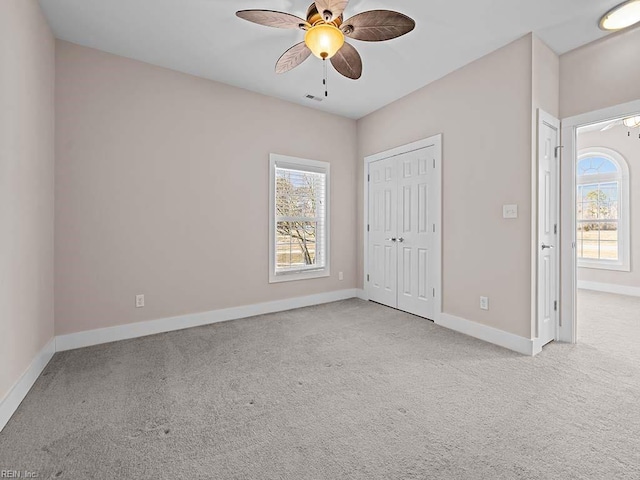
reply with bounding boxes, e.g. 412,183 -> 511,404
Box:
576,147 -> 630,271
269,154 -> 330,283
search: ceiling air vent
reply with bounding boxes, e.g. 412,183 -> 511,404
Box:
305,94 -> 323,102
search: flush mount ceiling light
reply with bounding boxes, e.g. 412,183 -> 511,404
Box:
236,1 -> 415,95
599,0 -> 640,31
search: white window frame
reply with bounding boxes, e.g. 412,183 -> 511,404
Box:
576,147 -> 630,272
269,154 -> 330,283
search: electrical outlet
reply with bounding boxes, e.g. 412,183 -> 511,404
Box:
136,294 -> 145,308
480,296 -> 489,311
338,271 -> 344,281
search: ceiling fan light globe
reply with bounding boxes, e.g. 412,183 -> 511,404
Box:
599,0 -> 640,30
623,116 -> 640,128
304,24 -> 345,59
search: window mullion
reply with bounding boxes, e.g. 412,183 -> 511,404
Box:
277,216 -> 317,222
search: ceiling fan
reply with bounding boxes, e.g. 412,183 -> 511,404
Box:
600,116 -> 640,131
236,1 -> 415,82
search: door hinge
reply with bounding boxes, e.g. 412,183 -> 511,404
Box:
433,288 -> 436,298
367,274 -> 370,282
554,224 -> 558,234
554,300 -> 558,311
367,224 -> 370,232
554,146 -> 564,159
433,159 -> 436,169
433,224 -> 436,233
367,174 -> 370,182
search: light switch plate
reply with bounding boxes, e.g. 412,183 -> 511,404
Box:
480,296 -> 489,311
503,204 -> 518,219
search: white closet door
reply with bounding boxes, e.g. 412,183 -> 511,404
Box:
537,115 -> 559,346
368,156 -> 398,308
396,147 -> 435,319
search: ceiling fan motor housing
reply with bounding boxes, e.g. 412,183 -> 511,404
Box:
306,3 -> 343,27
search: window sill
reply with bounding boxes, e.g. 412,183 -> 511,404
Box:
578,261 -> 630,272
269,268 -> 330,283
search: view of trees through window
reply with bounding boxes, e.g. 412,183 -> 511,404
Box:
275,168 -> 325,271
577,157 -> 620,260
577,165 -> 620,261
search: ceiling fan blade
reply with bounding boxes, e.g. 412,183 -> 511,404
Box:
276,42 -> 312,74
236,10 -> 308,30
314,0 -> 350,22
330,42 -> 362,80
341,10 -> 415,42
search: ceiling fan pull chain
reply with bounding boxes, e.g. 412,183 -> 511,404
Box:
323,58 -> 328,97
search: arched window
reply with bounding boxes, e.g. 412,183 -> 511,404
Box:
577,147 -> 630,271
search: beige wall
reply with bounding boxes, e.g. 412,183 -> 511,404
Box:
357,35 -> 535,338
55,41 -> 358,335
532,35 -> 560,119
577,126 -> 640,288
0,1 -> 55,401
560,25 -> 640,119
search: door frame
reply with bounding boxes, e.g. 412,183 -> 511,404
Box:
362,134 -> 443,322
534,109 -> 561,353
559,99 -> 640,343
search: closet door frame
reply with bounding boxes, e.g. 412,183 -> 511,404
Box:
363,134 -> 442,322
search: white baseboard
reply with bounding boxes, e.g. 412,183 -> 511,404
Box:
0,338 -> 55,432
578,281 -> 640,298
355,292 -> 534,356
436,313 -> 535,356
56,289 -> 359,352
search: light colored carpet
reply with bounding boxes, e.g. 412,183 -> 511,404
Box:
578,289 -> 640,362
1,297 -> 639,479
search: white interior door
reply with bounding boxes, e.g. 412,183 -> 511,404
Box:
397,148 -> 435,319
368,156 -> 397,307
538,111 -> 560,346
367,146 -> 437,320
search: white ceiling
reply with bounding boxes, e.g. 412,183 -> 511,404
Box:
39,0 -> 621,119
